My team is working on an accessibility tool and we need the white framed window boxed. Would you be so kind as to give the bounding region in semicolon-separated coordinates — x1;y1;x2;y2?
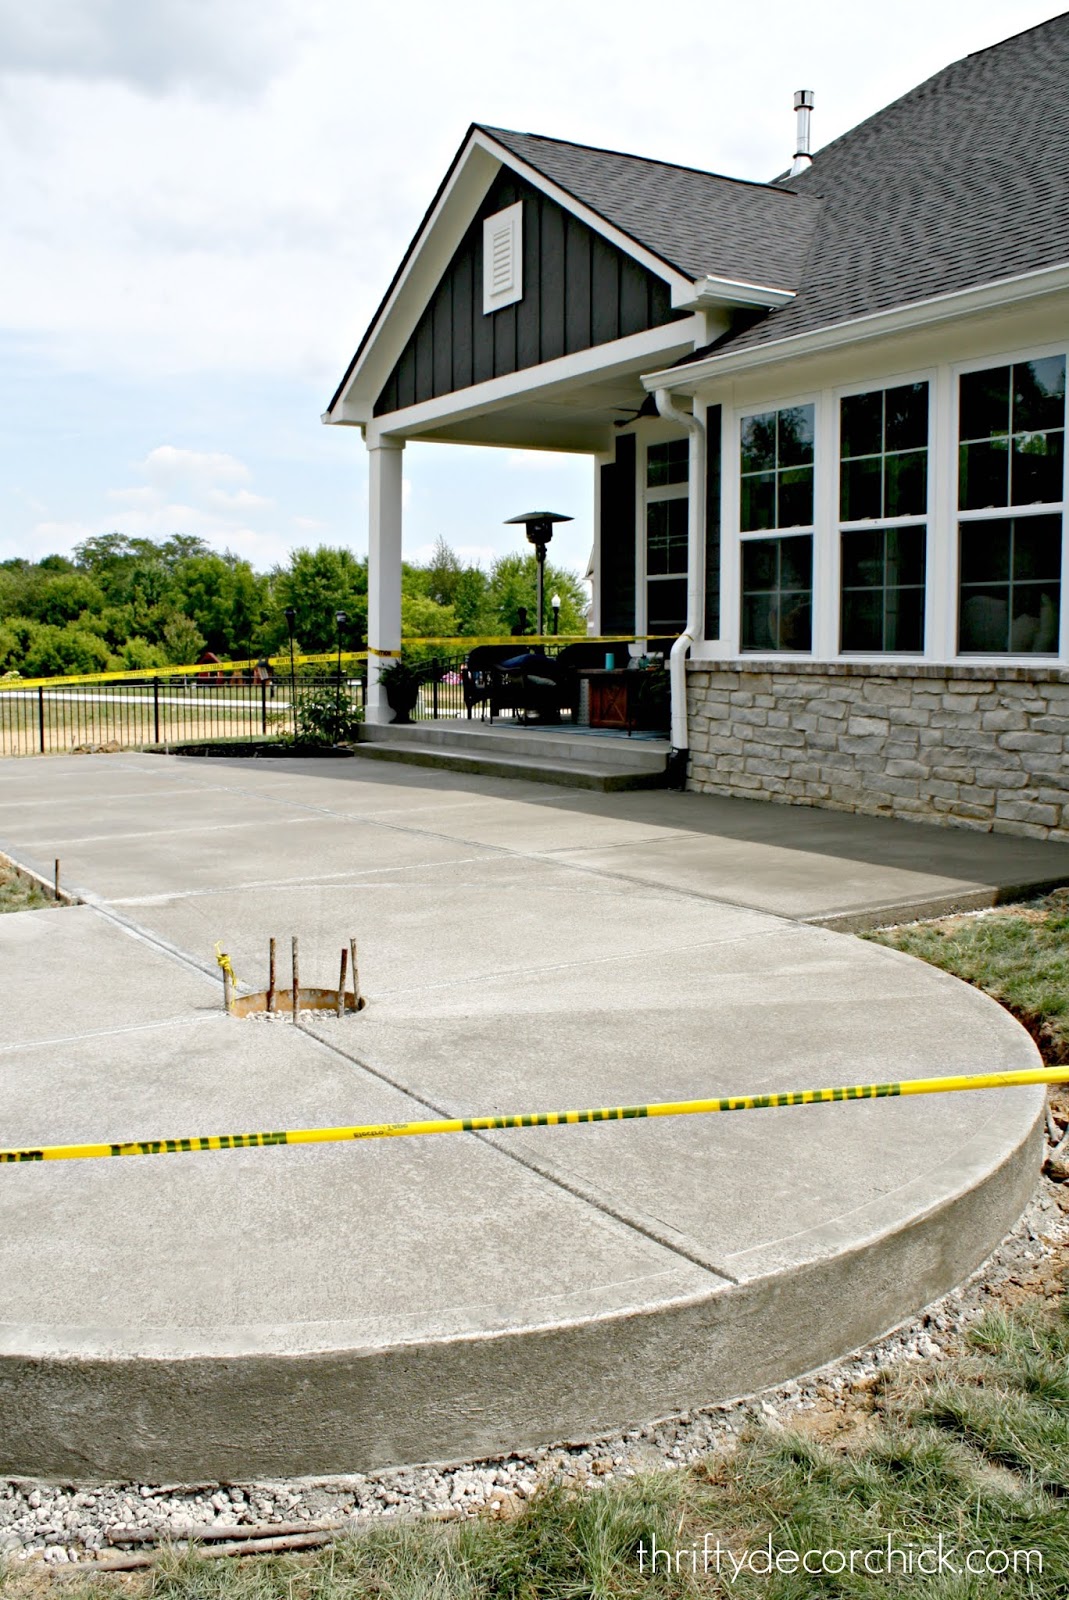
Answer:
738;403;815;652
955;352;1066;656
837;381;930;654
482;202;523;315
643;437;688;641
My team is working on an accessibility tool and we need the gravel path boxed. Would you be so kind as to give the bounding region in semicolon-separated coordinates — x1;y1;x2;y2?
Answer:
3;1154;1066;1571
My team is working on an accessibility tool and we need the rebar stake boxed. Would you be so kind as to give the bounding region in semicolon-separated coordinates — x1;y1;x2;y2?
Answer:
291;935;300;1024
350;936;360;1008
267;937;277;1013
222;962;233;1015
54;858;60;901
336;947;348;1018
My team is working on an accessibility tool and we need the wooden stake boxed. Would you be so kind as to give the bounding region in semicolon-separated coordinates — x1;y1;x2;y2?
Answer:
222;962;233;1015
291;935;300;1022
54;858;60;900
350;936;360;1009
336;946;348;1017
267;937;276;1013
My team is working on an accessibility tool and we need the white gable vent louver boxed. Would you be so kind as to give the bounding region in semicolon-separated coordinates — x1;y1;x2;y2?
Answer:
482;201;523;314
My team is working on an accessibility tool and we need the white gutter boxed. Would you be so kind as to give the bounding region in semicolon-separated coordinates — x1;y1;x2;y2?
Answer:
643;261;1069;393
654;388;705;785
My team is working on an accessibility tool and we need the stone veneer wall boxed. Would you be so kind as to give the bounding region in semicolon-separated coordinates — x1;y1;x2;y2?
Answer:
686;660;1069;841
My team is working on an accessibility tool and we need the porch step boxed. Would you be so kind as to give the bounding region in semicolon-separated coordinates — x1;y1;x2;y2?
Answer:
352;721;670;791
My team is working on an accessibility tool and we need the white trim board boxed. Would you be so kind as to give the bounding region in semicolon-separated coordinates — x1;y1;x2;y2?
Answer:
365;318;704;445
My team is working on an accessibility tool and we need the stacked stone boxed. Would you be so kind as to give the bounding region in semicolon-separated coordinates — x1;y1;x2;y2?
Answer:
687;661;1069;839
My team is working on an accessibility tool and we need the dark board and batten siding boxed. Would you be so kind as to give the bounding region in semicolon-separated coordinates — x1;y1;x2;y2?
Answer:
374;171;684;417
599;433;637;636
704;405;722;641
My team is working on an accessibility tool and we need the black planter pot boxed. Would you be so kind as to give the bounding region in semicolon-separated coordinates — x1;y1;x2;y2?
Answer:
386;687;420;725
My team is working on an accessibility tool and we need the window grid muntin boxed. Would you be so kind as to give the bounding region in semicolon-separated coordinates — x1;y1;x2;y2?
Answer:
840;525;927;654
835;381;930;655
955;354;1066;657
957;514;1062;655
741;533;813;653
958;357;1066;512
839;382;928;523
739;404;815;533
643;437;689;641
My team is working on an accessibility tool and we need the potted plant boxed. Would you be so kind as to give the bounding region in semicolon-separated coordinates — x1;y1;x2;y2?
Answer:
378;653;444;724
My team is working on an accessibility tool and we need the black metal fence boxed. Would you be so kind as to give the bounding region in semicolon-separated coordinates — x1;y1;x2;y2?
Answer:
0;643;665;756
0;675;366;758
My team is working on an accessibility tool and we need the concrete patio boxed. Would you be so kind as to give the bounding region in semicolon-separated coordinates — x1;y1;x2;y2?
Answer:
0;751;1065;1480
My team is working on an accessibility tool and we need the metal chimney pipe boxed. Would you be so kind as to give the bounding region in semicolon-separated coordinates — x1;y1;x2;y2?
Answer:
790;89;815;176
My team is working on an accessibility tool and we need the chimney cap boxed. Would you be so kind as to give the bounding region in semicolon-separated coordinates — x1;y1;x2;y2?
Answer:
794;89;815;110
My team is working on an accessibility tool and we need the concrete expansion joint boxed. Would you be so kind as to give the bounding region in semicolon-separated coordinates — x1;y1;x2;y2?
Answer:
299;1023;733;1281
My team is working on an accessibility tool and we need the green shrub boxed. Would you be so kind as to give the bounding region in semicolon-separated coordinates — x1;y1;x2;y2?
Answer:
294;682;363;744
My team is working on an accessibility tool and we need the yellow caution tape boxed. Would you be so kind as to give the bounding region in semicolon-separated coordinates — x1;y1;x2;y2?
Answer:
378;633;677;649
0;637;673;693
213;944;239;991
0;653;369;693
2;1067;1065;1164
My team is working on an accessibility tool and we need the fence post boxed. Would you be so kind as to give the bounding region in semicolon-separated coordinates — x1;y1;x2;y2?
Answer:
433;674;439;718
153;678;161;744
261;680;268;735
37;686;45;754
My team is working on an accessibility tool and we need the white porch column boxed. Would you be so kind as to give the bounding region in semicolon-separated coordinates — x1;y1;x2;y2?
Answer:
365;435;404;725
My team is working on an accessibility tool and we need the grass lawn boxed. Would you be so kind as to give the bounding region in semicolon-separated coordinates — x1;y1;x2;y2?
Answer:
0;860;51;914
868;887;1069;1064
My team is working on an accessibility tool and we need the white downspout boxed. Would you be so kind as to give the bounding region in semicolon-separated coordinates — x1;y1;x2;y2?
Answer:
654;388;705;788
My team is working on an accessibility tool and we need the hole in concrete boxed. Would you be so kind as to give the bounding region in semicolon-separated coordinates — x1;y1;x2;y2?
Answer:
230;989;368;1019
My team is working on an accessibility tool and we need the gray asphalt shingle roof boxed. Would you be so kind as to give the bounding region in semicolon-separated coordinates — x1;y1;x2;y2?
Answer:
331;15;1069;415
487;14;1069;367
480;126;822;291
683;12;1069;363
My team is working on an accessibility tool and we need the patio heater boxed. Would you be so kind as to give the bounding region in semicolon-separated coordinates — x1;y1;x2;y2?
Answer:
504;511;573;636
334;611;348;744
284;607;297;741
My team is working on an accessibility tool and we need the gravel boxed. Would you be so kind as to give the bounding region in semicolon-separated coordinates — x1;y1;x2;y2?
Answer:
2;1164;1066;1569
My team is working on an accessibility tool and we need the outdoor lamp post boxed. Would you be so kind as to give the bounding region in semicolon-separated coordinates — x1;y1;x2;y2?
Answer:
551;593;561;636
503;511;573;637
284;607;297;742
334;611;348;745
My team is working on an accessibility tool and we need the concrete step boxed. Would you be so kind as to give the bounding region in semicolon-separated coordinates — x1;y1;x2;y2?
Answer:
360;719;670;775
351;725;669;790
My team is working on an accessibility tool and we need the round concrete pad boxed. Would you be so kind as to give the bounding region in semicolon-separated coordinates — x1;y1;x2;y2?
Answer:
0;753;1048;1480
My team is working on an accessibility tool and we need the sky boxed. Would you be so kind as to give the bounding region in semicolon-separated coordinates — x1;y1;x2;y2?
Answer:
1;0;1066;582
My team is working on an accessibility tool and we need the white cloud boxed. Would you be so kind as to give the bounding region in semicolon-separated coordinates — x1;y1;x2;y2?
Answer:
0;0;295;96
205;487;273;513
142;446;250;489
2;0;1064;574
61;443;290;563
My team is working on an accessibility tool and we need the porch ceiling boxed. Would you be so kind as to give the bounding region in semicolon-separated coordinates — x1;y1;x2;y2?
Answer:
413;377;643;453
388;342;691;455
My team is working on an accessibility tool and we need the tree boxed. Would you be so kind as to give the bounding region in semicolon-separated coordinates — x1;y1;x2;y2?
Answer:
174;554;266;656
453;566;490;635
485;553;588;635
25;573;105;627
401;595;456;637
271;547;368;653
160;615;207;666
424;536;465;607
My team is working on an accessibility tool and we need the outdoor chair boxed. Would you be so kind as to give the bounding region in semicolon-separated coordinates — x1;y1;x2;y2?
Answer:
462;645;525;720
492;649;568;724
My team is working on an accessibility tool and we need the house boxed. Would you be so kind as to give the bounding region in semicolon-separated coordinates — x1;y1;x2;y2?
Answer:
325;13;1069;839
